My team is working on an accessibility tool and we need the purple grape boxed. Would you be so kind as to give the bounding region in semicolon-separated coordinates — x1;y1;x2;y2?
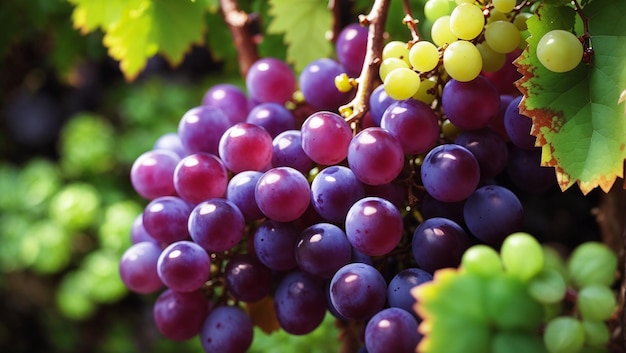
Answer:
345;196;403;256
507;145;556;193
153;289;210;341
130;149;180;200
271;130;315;175
199;306;253;353
178;106;232;155
157;240;211;293
411;217;471;273
463;185;524;246
300;111;353;165
255;167;311;222
188;198;245;252
224;254;273;302
245;102;295;138
173;152;228;204
347;127;405;186
442;76;500;130
310;165;365;224
420;144;480;202
504;95;536;150
381;99;440;155
153;132;186;158
419;193;465;226
295;223;352;278
352;247;374;265
142;196;192;245
274;271;327;335
226;171;265;221
253;219;300;271
131;213;159;245
335;23;369;77
369;84;396;126
246;57;296;104
387;268;433;316
364;308;421;353
299;58;353;111
362;182;407;210
119;242;163;294
487;94;515;141
329;262;387;320
455;128;508;179
218;122;273;173
202;83;250;125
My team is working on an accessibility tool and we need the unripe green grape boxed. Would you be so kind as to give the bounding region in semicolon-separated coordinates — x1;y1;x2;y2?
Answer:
577;285;617;322
424;0;452;22
543;317;585;353
450;3;485;40
514;12;533;31
493;0;516;14
500;232;544;282
379;57;409;81
485;274;544;331
461;244;503;277
477;42;506;72
334;73;352;93
582;320;610;348
567;242;617;288
454;0;473;4
413;76;438;104
384;67;421;100
442;40;482;82
409;41;440;72
484;20;521;53
536;30;583;73
487;9;508;23
383;40;410;65
528;268;567;304
441;119;461;140
431;16;458;46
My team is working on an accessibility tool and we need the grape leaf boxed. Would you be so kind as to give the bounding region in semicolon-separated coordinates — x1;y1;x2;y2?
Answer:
515;1;626;194
266;0;332;72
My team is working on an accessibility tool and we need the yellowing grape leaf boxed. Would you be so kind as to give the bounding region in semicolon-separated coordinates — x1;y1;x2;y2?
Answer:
267;0;333;72
515;1;626;194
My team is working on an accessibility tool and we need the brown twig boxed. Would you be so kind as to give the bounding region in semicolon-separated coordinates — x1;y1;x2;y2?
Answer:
401;0;420;45
328;0;343;44
219;0;260;77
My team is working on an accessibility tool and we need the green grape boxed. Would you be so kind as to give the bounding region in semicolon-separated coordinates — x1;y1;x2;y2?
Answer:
450;3;485;40
536;30;583;73
461;244;504;277
454;0;473;4
49;183;101;231
484;20;521;54
19;158;61;211
424;0;453;22
576;285;617;322
441;118;461;140
431;15;458;47
544;302;564;322
581;320;610;348
383;40;410;65
383;67;421;100
334;73;352;93
500;232;544;282
413;76;438;104
485;274;544;331
514;12;533;31
442;40;482;82
477;42;506;72
492;0;516;14
528;268;567;304
379;57;409;81
409;41;440;72
543;317;585;353
28;221;71;274
492;331;548;353
567;242;617;288
487;9;508;23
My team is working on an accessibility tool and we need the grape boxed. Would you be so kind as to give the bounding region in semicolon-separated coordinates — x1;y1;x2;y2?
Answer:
420;144;480;202
431;16;458;47
142;196;192;245
153;289;210;341
581;320;610;348
504;95;534;149
449;3;484;40
412;217;471;273
224;253;273;302
383;40;410;63
253;219;300;271
424;0;452;22
484;20;521;54
271;130;314;175
413;76;438;104
273;271;327;335
543;317;585;353
246;57;296;104
345;196;403;257
153;132;186;158
477;42;506;72
202;83;250;125
463;186;524;247
536;30;583;73
507;145;556;193
500;232;544;281
199;305;253;353
409;41;439;73
381;99;440;155
420;193;466;225
310;165;365;224
442;76;500;130
178;106;232;155
255;167;311;222
119;242;163;294
492;0;516;14
527;268;567;304
131;213;159;245
514;12;533;31
130;149;180;200
295;223;352;279
485;274;544;331
379;57;410;81
577;285;617;321
347;127;405;186
301;111;352;165
455;128;508;179
443;40;482;82
173;152;228;204
300;58;353;111
188;198;245;252
384;67;421;100
480;49;523;96
567;242;617;288
157;240;211;293
364;308;421;353
363;181;407;210
335;23;368;77
369;84;396;126
461;244;504;277
245;102;295;138
218;122;273;173
387;268;433;315
226;171;264;221
329;262;387;320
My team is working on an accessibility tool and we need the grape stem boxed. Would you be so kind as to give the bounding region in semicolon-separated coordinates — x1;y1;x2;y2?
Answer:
571;0;594;63
338;0;390;125
220;0;260;77
401;0;421;45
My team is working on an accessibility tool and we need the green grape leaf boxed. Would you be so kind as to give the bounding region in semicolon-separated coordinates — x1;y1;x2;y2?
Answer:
515;1;626;194
67;0;130;34
267;0;332;72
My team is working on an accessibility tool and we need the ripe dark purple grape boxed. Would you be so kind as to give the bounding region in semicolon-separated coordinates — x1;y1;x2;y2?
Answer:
218;122;273;173
381;99;440;155
157;240;211;293
295;223;352;279
364;307;421;353
411;217;471;273
455;128;508;179
253;219;300;271
369;84;396;126
420;144;480;202
130;149;180;200
153;289;209;341
335;23;369;77
345;196;403;257
142;196;192;245
301;111;353;165
255;166;311;222
273;271;327;335
299;58;353;111
504;95;536;150
442;76;500;131
153;132;186;158
173;152;228;204
199;305;253;353
387;268;433;316
347;127;405;186
178;106;232;155
246;102;295;138
202;83;250;125
246;57;296;104
119;241;163;294
310;165;364;224
271;130;314;175
188;198;246;252
506;145;556;193
329;262;387;320
224;254;273;302
226;171;265;221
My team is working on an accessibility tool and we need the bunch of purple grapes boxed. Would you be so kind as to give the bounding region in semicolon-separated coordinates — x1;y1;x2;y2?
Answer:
119;23;555;353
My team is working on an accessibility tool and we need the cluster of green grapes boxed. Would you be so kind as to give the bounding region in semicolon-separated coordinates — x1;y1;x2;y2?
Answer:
412;232;618;353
